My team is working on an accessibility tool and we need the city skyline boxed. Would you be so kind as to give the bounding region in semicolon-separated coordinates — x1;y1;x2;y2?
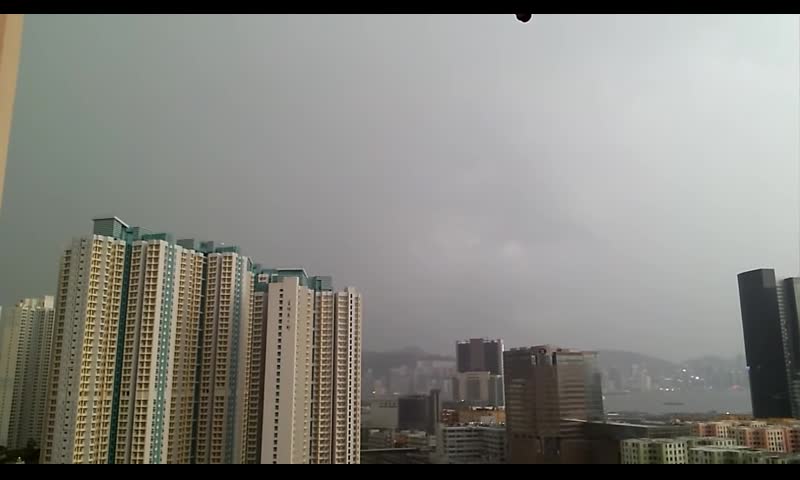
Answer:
1;15;797;361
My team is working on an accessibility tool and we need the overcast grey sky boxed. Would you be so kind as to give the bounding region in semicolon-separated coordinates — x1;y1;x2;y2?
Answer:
0;14;796;361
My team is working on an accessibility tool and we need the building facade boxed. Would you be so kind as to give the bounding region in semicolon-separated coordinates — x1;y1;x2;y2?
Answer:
39;218;362;464
504;345;604;464
737;269;799;418
452;371;504;407
114;235;205;464
41;218;130;464
194;246;252;464
456;338;503;375
398;390;440;434
258;269;362;464
435;424;506;464
622;435;800;464
0;297;55;449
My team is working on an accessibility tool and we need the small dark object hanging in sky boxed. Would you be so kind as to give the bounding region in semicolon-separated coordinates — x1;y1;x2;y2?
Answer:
516;14;533;23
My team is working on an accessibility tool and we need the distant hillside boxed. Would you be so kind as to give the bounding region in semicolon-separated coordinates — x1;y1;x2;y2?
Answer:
363;348;454;378
596;350;677;378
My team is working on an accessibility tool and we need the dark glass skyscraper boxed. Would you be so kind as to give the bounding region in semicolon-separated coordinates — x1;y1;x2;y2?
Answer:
456;338;503;375
737;268;798;418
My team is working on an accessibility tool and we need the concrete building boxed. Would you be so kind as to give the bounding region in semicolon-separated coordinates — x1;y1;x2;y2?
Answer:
435;424;507;464
0;305;10;445
0;14;23;210
737;269;800;418
0;297;55;450
39;218;363;464
258;269;362;464
443;406;505;426
692;420;800;453
456;338;503;375
621;438;688;464
40;217;265;464
361;398;399;430
623;436;800;464
41;218;130;464
504;345;604;464
113;235;205;464
398;390;440;434
259;273;313;465
328;286;362;464
364;428;394;449
580;420;693;464
240;281;268;464
452;371;504;407
194;245;253;464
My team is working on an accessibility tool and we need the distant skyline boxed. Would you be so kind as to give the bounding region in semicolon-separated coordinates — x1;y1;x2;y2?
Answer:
0;15;797;362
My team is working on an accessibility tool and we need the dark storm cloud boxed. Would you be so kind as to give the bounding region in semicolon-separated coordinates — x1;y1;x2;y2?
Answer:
0;14;796;361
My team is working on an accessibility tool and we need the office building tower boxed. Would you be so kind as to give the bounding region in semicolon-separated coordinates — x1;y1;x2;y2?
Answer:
113;235;205;464
258;270;362;464
398;389;440;434
504;345;604;464
737;269;799;418
41;218;130;464
452;371;504;407
456;338;503;375
0;14;23;210
0;297;55;450
195;245;253;464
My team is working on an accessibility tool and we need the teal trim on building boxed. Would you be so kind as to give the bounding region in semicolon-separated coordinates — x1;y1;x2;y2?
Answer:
93;217;130;240
223;255;247;463
108;228;134;464
150;243;177;463
189;251;209;464
141;232;175;243
177;238;199;251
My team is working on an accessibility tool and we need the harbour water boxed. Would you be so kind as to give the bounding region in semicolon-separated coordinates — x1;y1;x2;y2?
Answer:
603;389;752;415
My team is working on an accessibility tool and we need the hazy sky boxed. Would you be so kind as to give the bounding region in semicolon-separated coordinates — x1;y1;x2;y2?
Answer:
0;14;797;361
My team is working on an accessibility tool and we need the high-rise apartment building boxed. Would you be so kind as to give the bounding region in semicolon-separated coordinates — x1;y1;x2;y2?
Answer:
194;245;253;464
41;218;129;464
240;281;268;464
0;297;55;449
737;269;799;418
456;338;503;375
504;345;604;464
40;218;362;464
0;305;10;445
258;269;362;464
41;217;257;464
113;235;205;464
330;286;362;464
260;272;314;465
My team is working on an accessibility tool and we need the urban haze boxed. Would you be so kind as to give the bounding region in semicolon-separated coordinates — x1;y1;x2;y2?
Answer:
0;14;797;361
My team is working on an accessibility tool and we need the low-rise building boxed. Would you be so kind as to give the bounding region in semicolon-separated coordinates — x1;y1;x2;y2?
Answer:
621;438;688;464
622;435;800;464
435;424;506;464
